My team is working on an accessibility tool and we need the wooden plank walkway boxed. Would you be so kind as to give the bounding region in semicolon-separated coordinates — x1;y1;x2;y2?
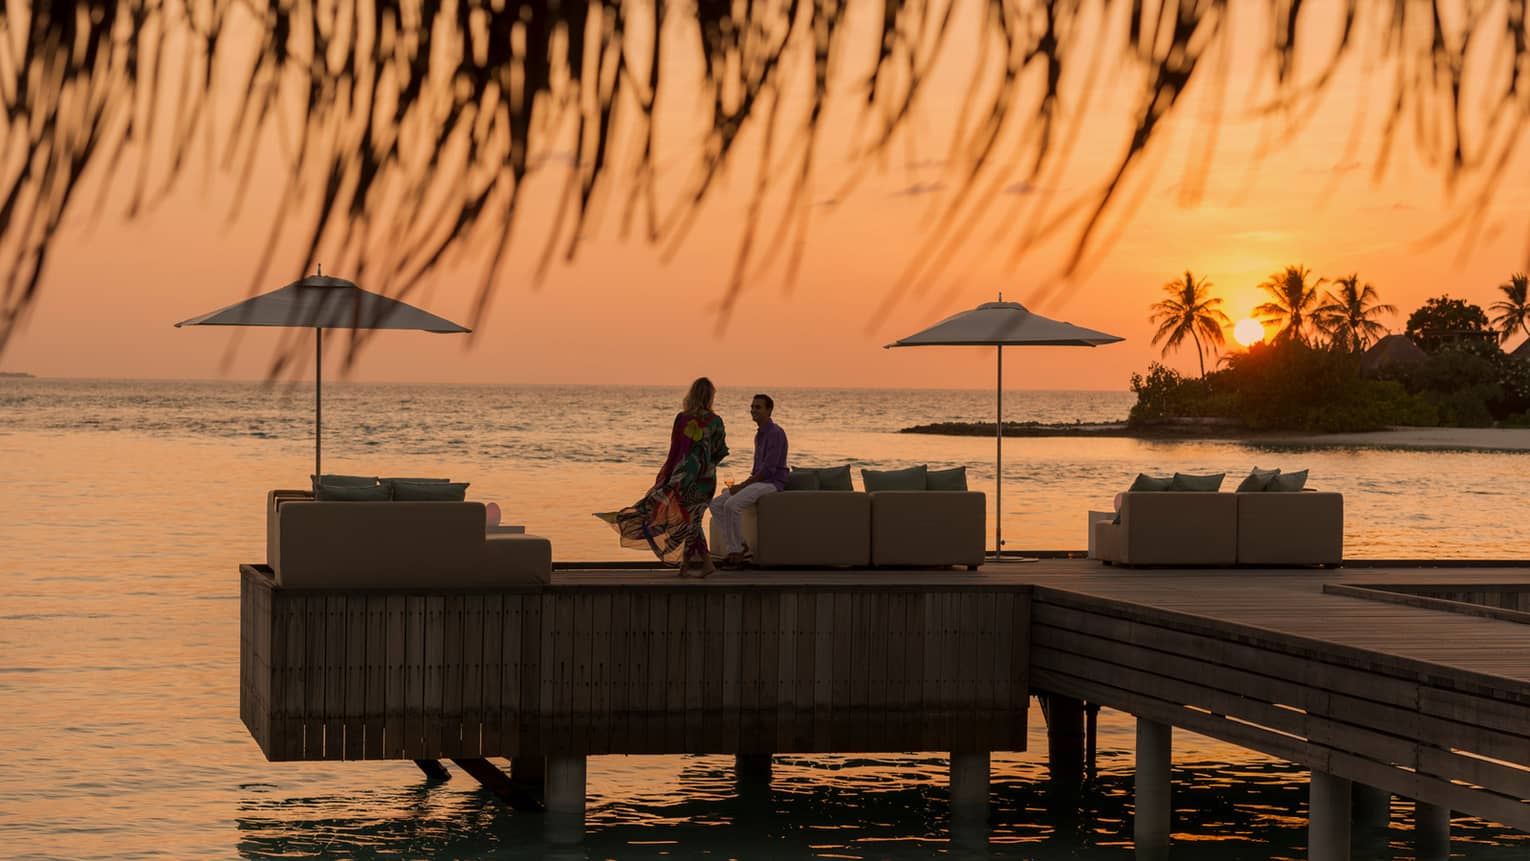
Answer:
240;560;1530;831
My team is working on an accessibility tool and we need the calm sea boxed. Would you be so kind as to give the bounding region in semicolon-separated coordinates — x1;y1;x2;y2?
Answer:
2;378;1527;860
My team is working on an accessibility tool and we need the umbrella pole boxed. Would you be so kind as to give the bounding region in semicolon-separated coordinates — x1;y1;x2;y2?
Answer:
995;344;1002;558
315;327;322;480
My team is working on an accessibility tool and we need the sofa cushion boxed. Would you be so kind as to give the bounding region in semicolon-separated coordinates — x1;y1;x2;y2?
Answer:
1170;472;1225;492
381;476;452;496
784;468;821;491
313;474;382;499
815;464;855;491
393;480;470;501
1268;469;1309;492
1129;473;1172;492
862;465;928;492
316;483;391;501
1236;467;1280;493
926;466;968;491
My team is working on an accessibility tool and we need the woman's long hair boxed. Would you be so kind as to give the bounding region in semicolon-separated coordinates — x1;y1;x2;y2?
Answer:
682;378;716;414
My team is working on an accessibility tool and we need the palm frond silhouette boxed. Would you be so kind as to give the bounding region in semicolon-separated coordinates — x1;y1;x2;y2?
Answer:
2;0;1526;371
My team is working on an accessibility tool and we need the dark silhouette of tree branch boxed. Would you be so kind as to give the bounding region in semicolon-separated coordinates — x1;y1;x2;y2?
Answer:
3;0;1530;375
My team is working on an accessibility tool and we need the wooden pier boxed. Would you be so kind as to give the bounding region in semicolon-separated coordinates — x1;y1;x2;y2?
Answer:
240;560;1530;850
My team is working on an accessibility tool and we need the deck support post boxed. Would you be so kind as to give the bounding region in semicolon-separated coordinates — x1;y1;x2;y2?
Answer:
1041;694;1085;790
1134;717;1171;853
735;754;773;781
949;752;990;816
1084;701;1100;776
1308;771;1352;861
1351;784;1390;833
1414;801;1450;860
545;756;587;815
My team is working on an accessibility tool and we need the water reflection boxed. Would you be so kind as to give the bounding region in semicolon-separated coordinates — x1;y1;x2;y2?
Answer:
233;753;1530;860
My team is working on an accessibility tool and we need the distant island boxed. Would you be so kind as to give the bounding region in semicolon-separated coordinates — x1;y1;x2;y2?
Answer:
0;371;34;378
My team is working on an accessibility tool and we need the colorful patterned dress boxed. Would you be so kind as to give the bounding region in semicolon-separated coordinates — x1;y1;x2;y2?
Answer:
600;410;729;564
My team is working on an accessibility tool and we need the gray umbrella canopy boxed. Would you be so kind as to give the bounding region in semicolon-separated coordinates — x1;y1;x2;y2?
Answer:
887;298;1124;558
176;273;471;478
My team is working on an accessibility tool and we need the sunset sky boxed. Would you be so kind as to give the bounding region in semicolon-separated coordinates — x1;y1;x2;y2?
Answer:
3;3;1528;391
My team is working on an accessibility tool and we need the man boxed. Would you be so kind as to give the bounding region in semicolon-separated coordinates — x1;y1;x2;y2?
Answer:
709;393;788;568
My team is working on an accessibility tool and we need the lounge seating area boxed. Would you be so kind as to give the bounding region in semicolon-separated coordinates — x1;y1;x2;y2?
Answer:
1092;468;1343;567
266;482;552;588
708;464;986;569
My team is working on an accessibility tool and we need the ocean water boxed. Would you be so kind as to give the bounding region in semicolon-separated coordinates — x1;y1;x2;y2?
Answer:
2;378;1527;860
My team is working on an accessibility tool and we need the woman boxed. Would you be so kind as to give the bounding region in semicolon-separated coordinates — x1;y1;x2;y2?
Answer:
598;377;729;576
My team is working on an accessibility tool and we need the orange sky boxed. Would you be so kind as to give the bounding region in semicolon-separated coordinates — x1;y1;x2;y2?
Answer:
3;3;1528;390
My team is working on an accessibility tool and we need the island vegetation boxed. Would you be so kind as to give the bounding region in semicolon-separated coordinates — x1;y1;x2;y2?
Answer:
1131;268;1530;432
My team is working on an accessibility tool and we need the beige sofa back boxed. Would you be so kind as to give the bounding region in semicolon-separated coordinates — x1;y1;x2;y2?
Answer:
707;489;984;568
1236;491;1343;565
269;492;550;588
1098;492;1238;566
870;491;986;568
757;491;872;567
1094;490;1343;566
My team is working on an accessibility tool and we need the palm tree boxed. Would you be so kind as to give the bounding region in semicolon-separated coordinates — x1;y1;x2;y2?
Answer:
1314;274;1397;351
1490;273;1530;343
1255;265;1326;344
1149;271;1231;378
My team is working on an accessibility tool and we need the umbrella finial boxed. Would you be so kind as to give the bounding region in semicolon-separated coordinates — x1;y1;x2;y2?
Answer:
317;262;322;276
998;291;1003;302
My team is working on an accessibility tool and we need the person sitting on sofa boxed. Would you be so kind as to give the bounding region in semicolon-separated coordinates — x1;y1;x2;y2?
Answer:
709;393;788;568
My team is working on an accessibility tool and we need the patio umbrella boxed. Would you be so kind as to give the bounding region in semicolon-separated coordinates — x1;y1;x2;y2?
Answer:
886;296;1123;558
175;271;470;478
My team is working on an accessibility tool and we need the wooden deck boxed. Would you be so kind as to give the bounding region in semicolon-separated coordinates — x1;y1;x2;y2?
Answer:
240;560;1530;831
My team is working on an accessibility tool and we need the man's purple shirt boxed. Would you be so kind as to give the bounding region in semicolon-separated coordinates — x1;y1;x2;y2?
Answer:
753;421;789;491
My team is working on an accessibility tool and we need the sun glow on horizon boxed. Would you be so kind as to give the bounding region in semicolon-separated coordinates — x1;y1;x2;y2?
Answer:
1233;318;1266;347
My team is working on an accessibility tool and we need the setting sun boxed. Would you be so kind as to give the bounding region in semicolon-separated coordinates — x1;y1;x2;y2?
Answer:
1233;318;1265;347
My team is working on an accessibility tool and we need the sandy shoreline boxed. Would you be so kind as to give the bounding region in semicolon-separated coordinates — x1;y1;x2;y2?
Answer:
902;422;1530;452
1257;427;1530;453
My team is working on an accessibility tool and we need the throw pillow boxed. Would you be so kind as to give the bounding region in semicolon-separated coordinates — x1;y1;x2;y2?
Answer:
316;483;391;501
312;473;379;494
926;466;968;491
815;464;855;492
1268;469;1309;492
1170;472;1225;492
1236;467;1280;493
1128;473;1172;492
392;480;470;501
861;464;928;492
784;468;821;491
381;476;451;496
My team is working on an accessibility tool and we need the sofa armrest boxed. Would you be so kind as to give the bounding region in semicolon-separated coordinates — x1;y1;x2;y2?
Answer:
267;489;313;569
756;491;871;567
481;534;553;584
869;491;986;568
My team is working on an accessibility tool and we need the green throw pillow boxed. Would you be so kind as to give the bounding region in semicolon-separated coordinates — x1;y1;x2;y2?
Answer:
381;476;452;496
861;465;928;492
1170;472;1225;492
815;464;854;491
1236;467;1280;493
784;469;821;491
316;483;391;501
1268;469;1309;492
392;480;470;501
1128;473;1172;492
926;466;968;491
